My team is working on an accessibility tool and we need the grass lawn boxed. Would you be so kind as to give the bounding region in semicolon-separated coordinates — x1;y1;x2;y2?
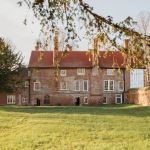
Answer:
0;105;150;150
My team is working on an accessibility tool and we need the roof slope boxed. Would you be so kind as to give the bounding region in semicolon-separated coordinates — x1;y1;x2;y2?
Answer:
29;50;125;68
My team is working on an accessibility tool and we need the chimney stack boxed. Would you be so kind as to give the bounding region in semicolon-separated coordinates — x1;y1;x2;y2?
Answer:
53;31;59;65
124;39;129;49
93;38;98;50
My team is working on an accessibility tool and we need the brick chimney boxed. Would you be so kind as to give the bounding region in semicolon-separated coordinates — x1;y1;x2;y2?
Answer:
53;31;59;65
93;38;98;50
124;39;129;49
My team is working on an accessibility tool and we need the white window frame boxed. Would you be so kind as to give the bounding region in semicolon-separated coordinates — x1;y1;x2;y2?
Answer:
115;94;122;104
7;95;16;104
77;68;85;75
83;97;88;104
104;80;114;91
60;82;68;90
107;69;114;75
25;81;29;87
22;97;27;103
60;70;67;76
83;80;88;91
33;81;41;91
118;81;124;91
74;80;80;91
103;97;107;104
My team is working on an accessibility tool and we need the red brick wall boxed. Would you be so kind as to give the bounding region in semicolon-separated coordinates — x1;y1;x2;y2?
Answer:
28;67;129;105
0;93;7;105
125;87;150;106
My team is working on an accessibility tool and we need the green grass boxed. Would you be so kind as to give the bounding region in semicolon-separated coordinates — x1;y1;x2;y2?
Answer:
0;105;150;150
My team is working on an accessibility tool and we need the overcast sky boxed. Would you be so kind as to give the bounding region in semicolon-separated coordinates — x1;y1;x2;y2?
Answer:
0;0;150;64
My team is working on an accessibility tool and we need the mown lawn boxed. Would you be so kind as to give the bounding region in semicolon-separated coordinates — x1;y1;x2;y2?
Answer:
0;105;150;150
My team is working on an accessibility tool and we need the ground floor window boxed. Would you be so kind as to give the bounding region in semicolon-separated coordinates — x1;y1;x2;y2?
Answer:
22;97;27;103
103;97;107;104
84;97;88;104
7;95;16;104
44;95;50;104
115;94;122;104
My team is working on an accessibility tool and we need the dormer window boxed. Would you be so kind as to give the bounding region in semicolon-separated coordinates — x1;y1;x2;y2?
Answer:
77;68;85;75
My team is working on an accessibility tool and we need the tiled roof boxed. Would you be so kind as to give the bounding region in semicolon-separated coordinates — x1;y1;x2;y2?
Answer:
28;50;125;68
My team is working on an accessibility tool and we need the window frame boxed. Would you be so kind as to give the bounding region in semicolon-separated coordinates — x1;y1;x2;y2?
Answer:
33;81;41;91
83;97;88;104
60;70;67;77
107;69;114;76
118;81;124;91
22;97;27;103
7;95;16;105
74;80;80;91
115;94;123;104
103;97;107;104
24;81;29;87
104;80;114;91
83;80;88;91
77;68;85;76
60;81;68;90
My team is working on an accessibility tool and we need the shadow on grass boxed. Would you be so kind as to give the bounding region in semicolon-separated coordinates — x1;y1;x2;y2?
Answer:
0;105;150;117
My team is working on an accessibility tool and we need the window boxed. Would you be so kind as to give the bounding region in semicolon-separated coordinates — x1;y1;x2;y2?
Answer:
83;80;88;91
84;97;88;104
60;82;68;90
107;69;114;75
103;97;107;104
77;68;85;75
75;80;80;91
118;81;124;91
104;80;114;91
34;81;41;91
7;95;16;104
25;81;29;87
115;94;122;104
22;97;27;103
60;70;66;76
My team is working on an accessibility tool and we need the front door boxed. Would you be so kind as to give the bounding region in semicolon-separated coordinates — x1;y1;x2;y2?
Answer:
36;98;41;106
75;97;80;106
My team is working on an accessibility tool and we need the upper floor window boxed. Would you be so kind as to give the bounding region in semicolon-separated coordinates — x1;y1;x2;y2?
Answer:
7;95;16;104
34;81;41;91
75;80;80;91
77;68;85;75
60;82;68;90
118;81;124;91
104;80;114;91
24;81;29;87
107;69;114;75
60;70;66;76
83;80;88;91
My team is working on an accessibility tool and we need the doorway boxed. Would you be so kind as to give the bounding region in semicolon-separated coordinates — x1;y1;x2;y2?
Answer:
36;98;41;106
75;97;80;106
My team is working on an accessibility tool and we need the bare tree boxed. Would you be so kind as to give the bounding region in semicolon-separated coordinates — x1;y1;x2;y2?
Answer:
137;11;150;86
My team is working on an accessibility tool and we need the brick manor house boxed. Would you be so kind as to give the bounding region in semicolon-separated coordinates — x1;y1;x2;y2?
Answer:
0;36;146;106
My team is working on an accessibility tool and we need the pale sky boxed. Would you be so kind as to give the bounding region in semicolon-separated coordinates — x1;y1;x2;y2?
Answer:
0;0;150;64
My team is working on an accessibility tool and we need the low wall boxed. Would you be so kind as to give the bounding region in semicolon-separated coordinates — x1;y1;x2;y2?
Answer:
125;87;150;106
